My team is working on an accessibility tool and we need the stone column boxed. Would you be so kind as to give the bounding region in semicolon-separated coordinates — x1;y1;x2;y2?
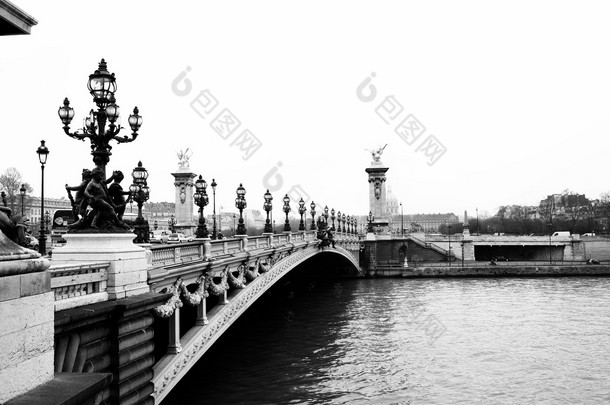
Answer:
0;236;52;403
171;167;197;238
365;162;389;233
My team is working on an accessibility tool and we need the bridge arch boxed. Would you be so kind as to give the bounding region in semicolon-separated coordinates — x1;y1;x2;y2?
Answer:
152;245;362;403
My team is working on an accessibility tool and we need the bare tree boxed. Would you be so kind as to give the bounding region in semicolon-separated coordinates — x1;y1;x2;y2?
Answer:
0;168;33;213
559;189;590;233
512;205;530;234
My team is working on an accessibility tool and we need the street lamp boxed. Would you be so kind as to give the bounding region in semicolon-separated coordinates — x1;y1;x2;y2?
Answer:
283;194;291;232
193;175;209;238
324;206;329;225
447;225;451;267
548;221;553;264
367;211;374;233
36;140;49;255
153;220;158;230
347;215;351;234
298;198;306;231
211;179;217;239
129;161;150;243
342;213;346;234
168;214;176;233
330;208;336;231
19;184;26;217
337;211;342;233
235;183;247;236
400;202;404;237
58;59;142;176
353;217;358;235
310;201;316;230
263;190;273;233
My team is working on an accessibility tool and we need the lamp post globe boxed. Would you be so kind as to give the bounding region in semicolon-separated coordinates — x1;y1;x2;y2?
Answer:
310;201;316;231
36;140;49;255
263;190;273;234
235;183;247;236
323;206;329;225
282;194;291;232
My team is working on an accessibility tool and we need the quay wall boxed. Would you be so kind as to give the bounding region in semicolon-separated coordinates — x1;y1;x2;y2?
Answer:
401;265;610;278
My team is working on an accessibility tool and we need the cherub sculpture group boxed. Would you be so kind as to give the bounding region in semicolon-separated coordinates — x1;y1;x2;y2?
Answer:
65;168;131;231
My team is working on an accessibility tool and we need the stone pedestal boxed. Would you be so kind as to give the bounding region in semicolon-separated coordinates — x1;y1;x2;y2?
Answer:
365;162;389;233
52;233;150;300
0;234;53;403
172;168;197;237
462;238;475;261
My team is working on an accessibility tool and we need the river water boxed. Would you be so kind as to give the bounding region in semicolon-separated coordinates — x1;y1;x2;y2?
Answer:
165;276;610;404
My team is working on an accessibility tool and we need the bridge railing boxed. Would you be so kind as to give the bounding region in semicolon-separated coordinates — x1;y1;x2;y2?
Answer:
49;261;110;311
148;231;357;271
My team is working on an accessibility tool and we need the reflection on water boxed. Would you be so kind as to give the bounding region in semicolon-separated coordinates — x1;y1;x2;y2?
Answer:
166;277;610;405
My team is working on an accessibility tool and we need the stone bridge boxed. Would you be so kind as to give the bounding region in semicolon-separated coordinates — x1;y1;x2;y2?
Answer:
43;230;361;405
147;232;361;403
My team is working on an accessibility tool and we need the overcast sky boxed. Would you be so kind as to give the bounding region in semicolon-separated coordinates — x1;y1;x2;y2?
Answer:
2;1;610;219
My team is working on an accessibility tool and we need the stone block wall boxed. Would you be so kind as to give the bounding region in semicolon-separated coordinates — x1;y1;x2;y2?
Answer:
54;292;169;405
0;262;53;403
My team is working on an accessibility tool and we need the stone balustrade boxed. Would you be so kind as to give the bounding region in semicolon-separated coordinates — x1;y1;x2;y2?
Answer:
49;261;110;311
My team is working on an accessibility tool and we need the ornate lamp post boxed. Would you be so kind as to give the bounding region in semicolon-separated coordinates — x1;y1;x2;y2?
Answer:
323;206;329;225
342;213;346;234
168;214;176;233
400;202;404;236
346;215;351;234
367;211;374;233
129;161;150;243
353;217;357;235
263;190;273;233
19;184;26;216
58;59;142;176
310;201;316;230
235;184;247;236
210;179;217;239
282;194;291;232
330;208;336;231
337;211;342;233
194;175;209;238
298;198;306;231
36;140;49;255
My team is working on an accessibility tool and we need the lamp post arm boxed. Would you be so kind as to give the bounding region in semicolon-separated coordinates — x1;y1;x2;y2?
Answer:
111;128;138;144
63;126;89;141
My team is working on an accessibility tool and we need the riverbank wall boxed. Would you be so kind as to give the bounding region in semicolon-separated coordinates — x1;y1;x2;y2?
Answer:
365;264;610;278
